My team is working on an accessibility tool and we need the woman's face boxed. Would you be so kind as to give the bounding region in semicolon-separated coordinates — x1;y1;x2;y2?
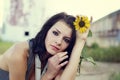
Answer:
45;20;72;55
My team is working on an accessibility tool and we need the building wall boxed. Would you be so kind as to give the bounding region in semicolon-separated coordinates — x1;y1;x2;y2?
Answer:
1;0;46;42
88;10;120;47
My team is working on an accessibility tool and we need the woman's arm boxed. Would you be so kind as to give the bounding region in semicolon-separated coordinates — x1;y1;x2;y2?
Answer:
60;34;86;80
60;27;91;80
53;33;87;80
60;17;92;80
41;72;53;80
8;55;27;80
6;42;28;80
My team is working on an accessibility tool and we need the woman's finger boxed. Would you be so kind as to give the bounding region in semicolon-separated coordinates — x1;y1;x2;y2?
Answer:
57;52;67;58
59;61;68;67
53;52;68;64
59;55;68;62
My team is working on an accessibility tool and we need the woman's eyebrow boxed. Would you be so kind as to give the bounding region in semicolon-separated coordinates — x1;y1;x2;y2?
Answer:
65;36;71;40
55;28;61;34
55;28;71;39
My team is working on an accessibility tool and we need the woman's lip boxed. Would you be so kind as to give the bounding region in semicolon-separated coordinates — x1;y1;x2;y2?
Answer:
50;45;60;50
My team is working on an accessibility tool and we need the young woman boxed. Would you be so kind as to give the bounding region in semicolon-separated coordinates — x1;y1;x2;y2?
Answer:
0;12;91;80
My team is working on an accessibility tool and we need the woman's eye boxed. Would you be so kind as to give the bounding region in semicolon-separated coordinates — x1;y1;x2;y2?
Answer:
64;38;70;43
53;31;59;36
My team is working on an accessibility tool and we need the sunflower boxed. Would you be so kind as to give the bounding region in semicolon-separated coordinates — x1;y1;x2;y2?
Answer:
73;15;90;33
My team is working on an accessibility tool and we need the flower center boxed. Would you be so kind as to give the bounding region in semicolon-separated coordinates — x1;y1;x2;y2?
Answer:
79;21;85;27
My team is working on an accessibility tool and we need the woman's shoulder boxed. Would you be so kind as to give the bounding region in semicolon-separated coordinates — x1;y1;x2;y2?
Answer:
0;41;29;71
4;41;29;63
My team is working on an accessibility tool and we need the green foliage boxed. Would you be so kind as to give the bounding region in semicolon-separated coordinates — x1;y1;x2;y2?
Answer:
79;29;120;74
109;72;120;80
84;43;120;62
91;42;99;48
84;57;96;65
88;30;92;37
80;44;96;65
81;30;96;65
78;30;96;74
0;40;13;55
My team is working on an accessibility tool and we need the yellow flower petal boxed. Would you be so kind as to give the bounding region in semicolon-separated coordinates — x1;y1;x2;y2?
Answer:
73;15;90;33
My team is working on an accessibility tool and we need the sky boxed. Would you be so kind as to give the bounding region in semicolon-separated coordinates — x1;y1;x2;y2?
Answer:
0;0;120;28
45;0;120;22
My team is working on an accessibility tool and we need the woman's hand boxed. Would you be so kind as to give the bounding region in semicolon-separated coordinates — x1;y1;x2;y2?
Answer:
45;52;68;79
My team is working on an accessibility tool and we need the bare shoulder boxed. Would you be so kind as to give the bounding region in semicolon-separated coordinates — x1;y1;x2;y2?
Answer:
4;41;29;67
0;41;30;80
0;41;29;71
5;41;28;58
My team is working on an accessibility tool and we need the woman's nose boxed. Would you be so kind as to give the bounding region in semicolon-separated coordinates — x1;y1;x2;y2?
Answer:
55;37;62;46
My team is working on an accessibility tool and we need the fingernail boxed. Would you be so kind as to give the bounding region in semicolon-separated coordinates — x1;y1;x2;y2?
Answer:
65;51;68;54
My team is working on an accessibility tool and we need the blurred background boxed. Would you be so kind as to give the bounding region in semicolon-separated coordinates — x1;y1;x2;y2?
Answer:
0;0;120;80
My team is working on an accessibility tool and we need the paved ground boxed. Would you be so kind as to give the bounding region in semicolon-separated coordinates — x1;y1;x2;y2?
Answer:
75;61;120;80
35;55;120;80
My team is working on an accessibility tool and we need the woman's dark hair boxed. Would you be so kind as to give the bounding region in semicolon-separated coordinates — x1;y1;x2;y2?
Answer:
30;12;76;73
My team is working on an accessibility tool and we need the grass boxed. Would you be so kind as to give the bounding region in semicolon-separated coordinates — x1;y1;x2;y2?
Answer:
0;40;13;55
109;72;120;80
82;42;120;62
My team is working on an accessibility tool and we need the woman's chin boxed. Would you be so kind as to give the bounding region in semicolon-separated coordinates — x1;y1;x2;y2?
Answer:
47;49;57;55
